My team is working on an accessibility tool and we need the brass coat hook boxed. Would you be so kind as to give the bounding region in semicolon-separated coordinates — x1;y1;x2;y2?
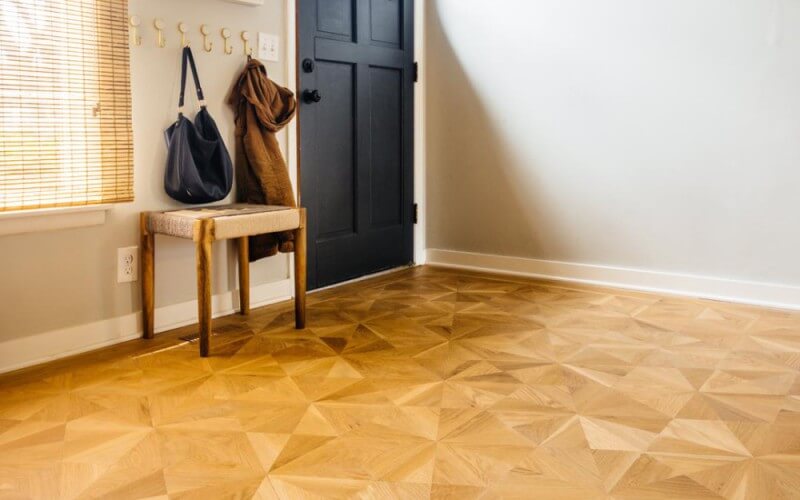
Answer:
221;28;233;55
129;15;141;46
154;18;166;48
200;25;213;52
241;31;252;57
178;22;189;47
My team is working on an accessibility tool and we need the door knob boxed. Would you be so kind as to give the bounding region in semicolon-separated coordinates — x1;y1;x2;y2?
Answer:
303;89;322;103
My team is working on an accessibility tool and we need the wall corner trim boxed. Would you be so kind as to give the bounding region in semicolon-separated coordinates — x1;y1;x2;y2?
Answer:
426;249;800;311
0;279;293;374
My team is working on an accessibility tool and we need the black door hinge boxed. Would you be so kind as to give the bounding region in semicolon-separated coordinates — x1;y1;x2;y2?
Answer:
413;203;418;224
413;62;418;83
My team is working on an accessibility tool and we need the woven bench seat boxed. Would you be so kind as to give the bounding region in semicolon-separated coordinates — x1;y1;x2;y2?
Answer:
140;204;307;357
147;204;301;241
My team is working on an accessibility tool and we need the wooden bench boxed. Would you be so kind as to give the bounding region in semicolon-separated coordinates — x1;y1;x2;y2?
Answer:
139;204;306;357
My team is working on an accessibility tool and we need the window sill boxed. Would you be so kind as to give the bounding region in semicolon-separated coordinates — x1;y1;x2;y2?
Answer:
0;204;112;237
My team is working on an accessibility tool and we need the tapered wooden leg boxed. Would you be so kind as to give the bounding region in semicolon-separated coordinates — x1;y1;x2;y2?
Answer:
237;236;250;315
294;208;307;329
140;213;155;340
195;219;214;357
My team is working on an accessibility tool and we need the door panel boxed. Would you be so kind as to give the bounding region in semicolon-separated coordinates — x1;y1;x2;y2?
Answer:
369;66;402;228
315;61;356;237
370;0;401;46
316;0;354;39
300;0;414;289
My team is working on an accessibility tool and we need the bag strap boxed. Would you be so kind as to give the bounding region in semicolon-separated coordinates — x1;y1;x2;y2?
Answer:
178;46;205;113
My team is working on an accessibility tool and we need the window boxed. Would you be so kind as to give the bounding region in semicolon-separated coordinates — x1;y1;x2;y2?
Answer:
0;0;133;212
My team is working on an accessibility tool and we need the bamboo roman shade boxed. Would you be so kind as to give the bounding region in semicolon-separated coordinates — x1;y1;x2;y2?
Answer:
0;0;133;212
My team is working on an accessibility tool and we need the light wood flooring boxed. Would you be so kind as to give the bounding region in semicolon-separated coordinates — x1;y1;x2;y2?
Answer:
2;266;800;499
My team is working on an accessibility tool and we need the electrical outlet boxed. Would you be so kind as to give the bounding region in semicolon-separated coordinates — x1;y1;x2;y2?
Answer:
258;32;279;62
117;246;139;283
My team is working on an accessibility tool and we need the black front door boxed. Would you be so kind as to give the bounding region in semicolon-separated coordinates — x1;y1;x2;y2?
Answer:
298;0;414;290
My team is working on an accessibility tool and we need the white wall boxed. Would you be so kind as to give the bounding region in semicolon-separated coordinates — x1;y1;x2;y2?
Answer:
425;0;800;305
0;0;294;372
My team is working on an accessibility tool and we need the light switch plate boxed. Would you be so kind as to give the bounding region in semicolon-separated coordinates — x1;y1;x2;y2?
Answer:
258;32;279;62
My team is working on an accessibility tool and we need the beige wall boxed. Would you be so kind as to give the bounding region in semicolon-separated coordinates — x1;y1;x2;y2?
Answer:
425;1;800;295
0;0;292;369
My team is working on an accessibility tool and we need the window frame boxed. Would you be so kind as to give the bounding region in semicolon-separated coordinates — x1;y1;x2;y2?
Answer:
0;203;113;236
0;0;134;215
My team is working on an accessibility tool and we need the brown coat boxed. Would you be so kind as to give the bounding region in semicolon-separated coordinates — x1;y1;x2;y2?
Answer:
228;59;297;261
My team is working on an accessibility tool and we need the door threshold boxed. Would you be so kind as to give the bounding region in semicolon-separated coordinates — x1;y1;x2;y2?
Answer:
310;265;415;294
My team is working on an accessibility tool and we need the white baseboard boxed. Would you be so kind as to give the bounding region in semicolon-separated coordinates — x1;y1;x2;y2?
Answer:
0;279;293;375
426;249;800;311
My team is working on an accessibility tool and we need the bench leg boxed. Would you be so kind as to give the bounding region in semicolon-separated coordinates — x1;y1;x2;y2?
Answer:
140;213;155;340
196;219;213;357
294;208;307;329
237;237;250;315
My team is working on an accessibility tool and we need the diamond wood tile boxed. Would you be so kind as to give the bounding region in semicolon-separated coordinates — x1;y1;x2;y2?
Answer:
1;266;800;499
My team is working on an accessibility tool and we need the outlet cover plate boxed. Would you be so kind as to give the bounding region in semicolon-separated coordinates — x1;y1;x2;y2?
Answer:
117;246;139;283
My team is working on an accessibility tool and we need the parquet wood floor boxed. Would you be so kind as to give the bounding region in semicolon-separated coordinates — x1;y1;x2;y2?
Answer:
2;266;800;499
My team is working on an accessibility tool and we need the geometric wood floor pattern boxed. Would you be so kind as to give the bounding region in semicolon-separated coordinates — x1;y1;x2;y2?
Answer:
2;266;800;499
